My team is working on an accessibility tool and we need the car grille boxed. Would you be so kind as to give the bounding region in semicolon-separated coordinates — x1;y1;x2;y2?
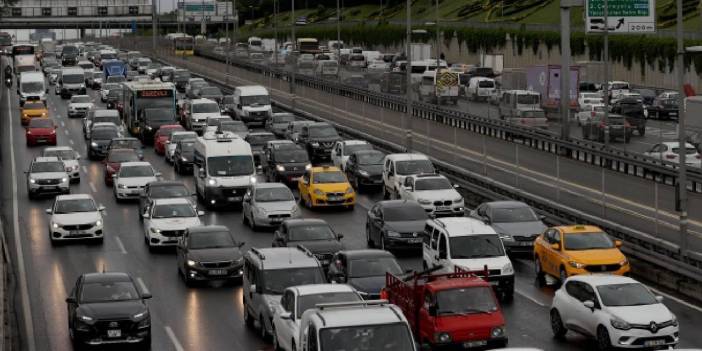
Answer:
250;111;268;119
400;231;421;238
433;200;452;206
37;178;61;185
473;269;502;277
268;214;291;219
26;95;40;100
320;142;334;149
161;230;185;237
584;264;622;273
326;192;344;197
201;260;233;268
62;224;93;231
514;234;540;241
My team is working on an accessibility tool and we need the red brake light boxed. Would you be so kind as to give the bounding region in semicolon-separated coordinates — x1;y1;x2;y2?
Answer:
665;154;676;159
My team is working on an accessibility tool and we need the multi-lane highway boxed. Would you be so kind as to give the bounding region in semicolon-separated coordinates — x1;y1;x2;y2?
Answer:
2;54;702;351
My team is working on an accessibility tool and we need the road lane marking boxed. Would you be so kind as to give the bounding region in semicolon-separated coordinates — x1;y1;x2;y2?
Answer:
68;139;74;145
4;69;38;351
63;129;69;135
136;277;150;295
82;165;88;173
89;181;97;193
60;120;65;127
114;236;127;254
514;288;547;307
165;326;185;351
648;287;702;313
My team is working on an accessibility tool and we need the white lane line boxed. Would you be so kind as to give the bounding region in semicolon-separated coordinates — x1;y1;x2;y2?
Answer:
63;129;69;135
82;165;88;173
89;181;97;193
648;287;702;313
68;139;74;145
136;277;150;295
60;120;65;127
164;326;185;351
5;69;38;351
114;236;127;254
514;288;547;307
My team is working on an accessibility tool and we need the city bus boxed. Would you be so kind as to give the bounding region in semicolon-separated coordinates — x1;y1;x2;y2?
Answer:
12;44;35;57
121;81;177;135
174;36;194;57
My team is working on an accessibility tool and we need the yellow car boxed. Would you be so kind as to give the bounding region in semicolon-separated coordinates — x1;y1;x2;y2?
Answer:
21;101;48;126
298;166;355;209
533;225;629;283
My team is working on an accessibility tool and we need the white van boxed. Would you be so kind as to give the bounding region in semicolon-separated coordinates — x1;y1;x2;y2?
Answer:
232;85;273;125
193;133;255;207
347;54;366;69
422;217;515;300
466;77;496;102
409;59;448;84
418;70;459;105
18;71;47;105
498;90;547;128
382;153;435;200
56;67;86;99
315;60;339;78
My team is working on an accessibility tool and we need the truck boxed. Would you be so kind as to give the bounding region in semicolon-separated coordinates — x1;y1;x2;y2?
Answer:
410;43;432;61
102;59;127;79
383;267;508;350
297;38;320;54
418;69;460;105
526;64;579;113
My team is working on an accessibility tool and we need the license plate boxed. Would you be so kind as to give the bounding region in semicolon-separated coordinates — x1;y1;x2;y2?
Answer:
670;112;677;116
463;340;487;348
69;230;82;236
44;186;57;190
227;196;242;202
519;241;533;246
437;206;450;211
209;269;227;276
37;139;46;143
320;259;330;265
408;238;423;243
291;177;300;181
611;126;623;129
107;329;121;338
644;339;666;347
328;196;341;201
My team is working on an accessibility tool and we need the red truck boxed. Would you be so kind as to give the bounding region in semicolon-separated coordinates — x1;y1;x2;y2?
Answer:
383;267;508;349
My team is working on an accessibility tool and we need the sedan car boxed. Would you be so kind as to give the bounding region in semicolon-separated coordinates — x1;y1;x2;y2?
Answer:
26;118;57;146
272;219;344;266
138;180;194;220
366;200;428;251
265;112;296;137
113;162;160;201
550;275;679;350
245;132;277;166
104;149;141;186
46;194;105;244
298;166;356;210
644;142;701;168
327;249;403;299
469;201;547;254
345;149;385;191
242;183;301;230
143;198;203;251
42;146;81;183
66;272;152;349
165;131;197;163
67;95;95;118
87;123;121;160
153;124;185;155
176;225;245;286
107;137;144;160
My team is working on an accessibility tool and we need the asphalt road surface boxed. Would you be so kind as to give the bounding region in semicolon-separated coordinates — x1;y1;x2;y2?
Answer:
2;57;702;351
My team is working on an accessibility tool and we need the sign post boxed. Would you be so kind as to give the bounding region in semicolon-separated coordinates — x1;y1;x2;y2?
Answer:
585;0;655;33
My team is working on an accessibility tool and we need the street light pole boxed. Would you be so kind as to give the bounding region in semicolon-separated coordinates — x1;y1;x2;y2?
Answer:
336;0;341;82
274;0;278;67
559;0;574;140
404;0;413;152
291;0;296;94
676;0;688;255
603;0;610;147
435;0;439;71
152;0;157;53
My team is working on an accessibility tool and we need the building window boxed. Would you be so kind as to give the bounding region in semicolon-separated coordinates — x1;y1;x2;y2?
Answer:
67;7;77;16
97;7;108;16
11;8;22;17
41;7;51;16
128;6;139;15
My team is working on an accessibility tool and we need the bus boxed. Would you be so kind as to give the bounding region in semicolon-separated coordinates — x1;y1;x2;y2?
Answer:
12;44;35;57
0;32;12;54
121;81;176;135
174;36;194;57
296;38;320;54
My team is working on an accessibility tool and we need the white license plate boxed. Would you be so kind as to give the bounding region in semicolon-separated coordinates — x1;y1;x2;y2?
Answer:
69;230;82;236
44;186;57;190
227;196;242;202
328;196;342;201
291;177;301;181
463;340;487;348
518;241;533;246
644;339;666;347
669;112;677;116
209;269;227;276
408;238;423;243
107;329;121;338
437;206;450;211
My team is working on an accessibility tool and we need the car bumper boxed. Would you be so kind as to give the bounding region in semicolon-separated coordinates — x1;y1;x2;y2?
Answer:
502;239;537;253
186;264;244;281
309;147;333;159
432;337;508;350
566;263;631;276
27;134;57;145
252;211;300;227
190;123;206;135
419;203;465;217
356;174;383;186
384;236;424;249
88;146;109;158
609;326;679;349
51;225;103;240
73;325;150;346
240;114;269;124
147;231;184;246
29;183;69;195
68;109;88;117
204;186;249;205
272;170;305;184
115;187;144;199
310;194;355;207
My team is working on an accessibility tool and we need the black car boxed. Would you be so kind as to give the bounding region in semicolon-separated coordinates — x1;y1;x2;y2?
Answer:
173;140;196;175
245;132;277;166
631;88;657;106
87;125;120;160
273;219;344;266
139;107;177;144
648;93;680;120
265;145;310;184
579;81;599;93
66;272;151;349
61;45;79;66
138;180;194;219
346;149;385;191
265;112;296;138
105;89;124;110
366;200;428;251
176;225;245;286
107;137;144;160
581;113;632;143
298;122;342;162
327;249;404;299
198;86;224;104
611;97;646;136
171;69;191;92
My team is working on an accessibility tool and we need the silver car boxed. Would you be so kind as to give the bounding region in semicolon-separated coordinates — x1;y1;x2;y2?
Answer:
242;183;301;230
469;201;547;254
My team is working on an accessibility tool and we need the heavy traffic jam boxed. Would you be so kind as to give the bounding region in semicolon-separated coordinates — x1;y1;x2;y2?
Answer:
1;35;695;351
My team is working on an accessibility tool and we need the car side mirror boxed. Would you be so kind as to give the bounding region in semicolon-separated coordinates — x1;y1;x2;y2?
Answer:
551;243;561;250
141;293;152;299
65;297;76;304
280;311;292;320
197;210;205;216
655;295;664;303
583;300;595;311
337;233;344;240
45;208;52;214
614;240;622;248
238;242;246;248
539;215;546;220
98;205;106;211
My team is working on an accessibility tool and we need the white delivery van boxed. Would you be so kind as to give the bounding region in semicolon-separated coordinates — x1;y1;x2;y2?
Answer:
498;90;547;128
466;77;496;102
18;71;47;105
232;85;273;125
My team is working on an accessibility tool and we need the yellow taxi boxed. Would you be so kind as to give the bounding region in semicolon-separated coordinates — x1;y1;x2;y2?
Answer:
298;166;355;210
533;225;629;283
20;101;49;126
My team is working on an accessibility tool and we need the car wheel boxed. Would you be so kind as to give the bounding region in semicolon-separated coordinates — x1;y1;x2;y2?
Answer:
182;265;194;287
550;309;567;339
366;225;374;247
354;177;361;193
638;126;646;136
597;325;612;351
559;266;568;284
382;186;390;200
534;255;545;285
243;302;254;328
249;213;258;231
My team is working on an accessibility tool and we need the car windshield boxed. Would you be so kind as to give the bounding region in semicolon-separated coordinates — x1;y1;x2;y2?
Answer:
597;283;658;307
110;140;140;149
345;144;372;155
189;231;236;249
383;205;427;221
516;94;539;104
207;155;254;177
563;232;615;250
152;203;196;218
435;287;498;315
174;71;190;79
348;257;402;278
44;149;76;160
24;102;45;110
54;199;97;214
395;160;434;175
62;74;84;84
119;165;153;177
262;268;325;294
144;108;175;122
357;152;385;165
288;224;336;241
32;161;64;173
255;187;293;202
150;185;190;198
449;234;505;259
320;323;414;351
296;292;361;318
274;149;309;163
29;119;53;128
94;116;120;125
221;122;248;133
273;114;295;123
80;281;140;303
313;171;346;184
193;103;219;113
21;82;43;93
492;206;539;222
107;150;139;162
241;95;270;106
478;80;495;88
309;126;339;138
91;128;118;140
247;134;276;145
71;96;91;103
103;83;119;91
414;177;452;191
672;147;699;155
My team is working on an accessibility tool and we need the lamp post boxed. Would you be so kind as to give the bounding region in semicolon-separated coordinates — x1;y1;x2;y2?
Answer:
404;0;413;152
336;0;341;82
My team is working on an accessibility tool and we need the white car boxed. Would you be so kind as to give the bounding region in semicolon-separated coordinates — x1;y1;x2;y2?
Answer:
272;284;363;351
46;194;105;244
575;103;605;126
550;275;679;350
143;198;203;250
165;131;197;163
42;146;81;183
113;161;160;201
241;183;301;230
578;92;603;110
644;142;701;168
331;140;373;171
26;157;70;199
398;174;464;217
67;95;95;118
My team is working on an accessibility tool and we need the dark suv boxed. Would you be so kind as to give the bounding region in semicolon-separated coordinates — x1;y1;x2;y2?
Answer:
611;98;646;136
648;93;679;120
139;107;177;144
581;113;632;143
297;122;342;162
176;225;245;286
265;145;311;184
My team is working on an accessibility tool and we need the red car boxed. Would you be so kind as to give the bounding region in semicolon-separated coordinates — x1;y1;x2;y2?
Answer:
103;148;141;185
26;118;57;146
153;124;185;155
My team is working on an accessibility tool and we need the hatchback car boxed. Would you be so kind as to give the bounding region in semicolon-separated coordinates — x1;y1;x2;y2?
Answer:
20;101;48;125
176;225;245;285
143;198;203;251
67;95;94;118
107;137;143;160
242;183;301;230
173;140;196;175
46;194;105;244
26;118;57;146
366;200;428;251
265;145;311;185
469;201;547;254
345;149;385;191
327;249;403;299
298;166;356;210
272;219;344;266
113;162;160;201
153;124;185;155
138;181;195;220
265;112;296;137
87;123;121;160
644;142;701;168
42;146;81;183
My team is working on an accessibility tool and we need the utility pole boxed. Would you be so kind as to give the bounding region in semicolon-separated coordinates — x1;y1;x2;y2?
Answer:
336;0;341;82
290;0;296;94
676;0;688;255
435;0;439;71
274;0;278;67
404;0;413;152
559;0;576;140
603;0;610;147
200;0;205;34
152;0;157;52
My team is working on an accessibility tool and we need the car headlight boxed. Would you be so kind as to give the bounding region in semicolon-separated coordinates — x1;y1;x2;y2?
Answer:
386;231;401;238
502;262;514;275
52;222;59;229
250;176;257;184
78;314;94;323
255;206;267;214
619;258;629;266
453;196;463;203
276;165;285;172
311;142;319;147
90;142;98;147
490;326;506;338
671;314;678;327
95;220;102;227
610;318;631;330
207;178;217;186
345;187;354;194
499;234;514;241
187;259;197;267
132;310;148;320
305;164;312;170
145;126;152;130
418;199;432;205
568;261;585;269
358;170;369;177
29;178;36;184
182;157;188;162
41;112;47;117
313;188;324;196
434;332;451;343
149;227;161;233
61;177;68;183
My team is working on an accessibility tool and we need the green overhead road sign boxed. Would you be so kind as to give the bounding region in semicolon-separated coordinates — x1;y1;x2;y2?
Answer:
586;0;655;33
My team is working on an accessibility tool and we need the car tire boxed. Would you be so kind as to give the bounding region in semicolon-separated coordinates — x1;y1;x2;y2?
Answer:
597;325;612;351
380;234;386;251
559;266;568;284
259;314;270;341
249;213;259;231
243;303;254;328
366;225;374;247
382;186;390;200
182;265;194;287
550;309;567;339
534;255;546;285
638;126;646;136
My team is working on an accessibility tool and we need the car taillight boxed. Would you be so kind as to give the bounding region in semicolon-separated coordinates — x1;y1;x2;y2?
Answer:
666;154;676;159
599;122;606;128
